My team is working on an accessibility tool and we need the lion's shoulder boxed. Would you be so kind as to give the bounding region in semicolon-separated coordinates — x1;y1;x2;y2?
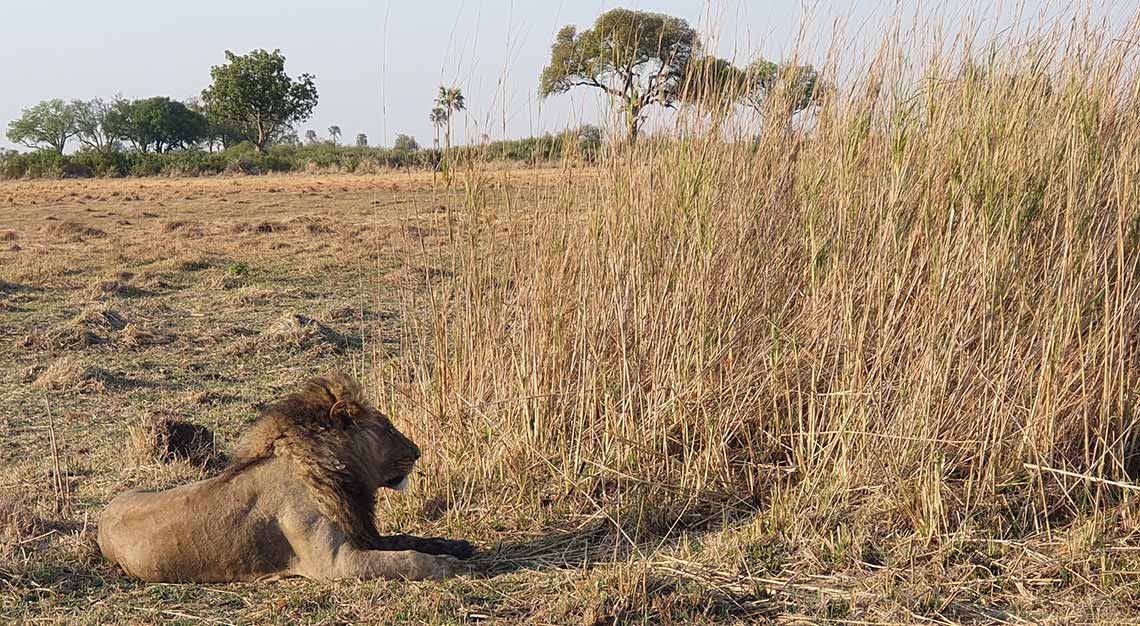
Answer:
221;371;386;549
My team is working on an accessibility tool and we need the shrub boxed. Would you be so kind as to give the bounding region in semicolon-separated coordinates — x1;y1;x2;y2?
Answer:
70;149;129;177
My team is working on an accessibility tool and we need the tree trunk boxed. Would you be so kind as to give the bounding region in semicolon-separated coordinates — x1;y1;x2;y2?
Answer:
625;103;641;146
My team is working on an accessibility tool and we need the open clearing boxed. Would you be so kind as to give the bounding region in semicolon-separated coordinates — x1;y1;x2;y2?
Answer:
0;169;613;625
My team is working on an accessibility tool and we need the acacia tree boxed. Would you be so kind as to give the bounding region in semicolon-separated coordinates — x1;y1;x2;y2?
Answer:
328;125;341;146
428;106;447;149
6;99;80;154
355;133;367;147
201;49;318;152
539;9;699;144
433;86;464;155
305;129;319;145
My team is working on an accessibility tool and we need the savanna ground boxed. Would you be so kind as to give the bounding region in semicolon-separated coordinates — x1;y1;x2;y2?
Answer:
0;169;613;624
7;13;1140;626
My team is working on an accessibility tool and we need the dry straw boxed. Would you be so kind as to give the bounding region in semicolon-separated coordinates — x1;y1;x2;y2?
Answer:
387;6;1140;558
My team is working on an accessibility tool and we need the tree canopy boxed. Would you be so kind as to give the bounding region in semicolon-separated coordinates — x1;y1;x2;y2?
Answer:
72;97;125;152
740;60;821;117
681;56;747;114
6;99;80;154
433;86;465;155
393;133;419;151
116;97;209;153
539;8;699;143
201;49;317;152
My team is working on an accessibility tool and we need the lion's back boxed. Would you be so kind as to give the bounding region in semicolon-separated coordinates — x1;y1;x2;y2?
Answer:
97;468;295;582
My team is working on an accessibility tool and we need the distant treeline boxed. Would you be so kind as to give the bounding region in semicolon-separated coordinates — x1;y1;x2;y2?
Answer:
0;129;602;180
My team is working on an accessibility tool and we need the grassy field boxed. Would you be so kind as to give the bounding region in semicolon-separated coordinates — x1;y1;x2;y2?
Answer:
0;169;609;624
5;12;1140;626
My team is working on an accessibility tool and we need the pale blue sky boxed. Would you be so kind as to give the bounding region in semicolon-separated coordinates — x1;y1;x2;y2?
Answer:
1;1;1134;150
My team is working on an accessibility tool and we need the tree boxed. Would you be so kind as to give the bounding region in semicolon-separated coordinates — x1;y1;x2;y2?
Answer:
740;60;820;119
187;98;243;151
393;134;419;151
539;9;699;144
277;127;301;146
305;129;319;145
72;97;125;152
109;97;208;153
201;49;318;152
6;99;80;154
577;124;603;152
355;133;368;148
433;86;465;155
328;125;341;146
682;56;746;116
428;107;447;149
136;97;209;152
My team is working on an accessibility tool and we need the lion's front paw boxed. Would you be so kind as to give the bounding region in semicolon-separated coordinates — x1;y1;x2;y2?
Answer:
412;553;460;580
419;538;475;559
445;539;475;560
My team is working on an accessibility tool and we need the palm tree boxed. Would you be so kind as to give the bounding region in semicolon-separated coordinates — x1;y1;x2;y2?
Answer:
328;125;341;146
428;107;447;150
433;86;465;155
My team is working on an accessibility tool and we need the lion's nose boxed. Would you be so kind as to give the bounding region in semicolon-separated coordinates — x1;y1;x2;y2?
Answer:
409;440;421;461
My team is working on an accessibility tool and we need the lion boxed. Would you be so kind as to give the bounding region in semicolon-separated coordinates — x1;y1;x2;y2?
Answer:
97;372;472;582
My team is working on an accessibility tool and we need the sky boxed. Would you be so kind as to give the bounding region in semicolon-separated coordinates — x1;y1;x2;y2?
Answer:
1;1;1135;151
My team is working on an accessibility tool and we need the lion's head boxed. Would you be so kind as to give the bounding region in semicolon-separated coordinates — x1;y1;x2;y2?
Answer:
226;371;419;548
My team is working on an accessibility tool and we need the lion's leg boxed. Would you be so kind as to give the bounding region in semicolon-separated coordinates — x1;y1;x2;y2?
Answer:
331;547;458;581
282;510;461;581
374;534;474;559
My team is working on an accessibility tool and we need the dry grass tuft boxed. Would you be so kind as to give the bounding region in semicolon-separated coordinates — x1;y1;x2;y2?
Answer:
258;313;347;353
31;355;107;391
116;322;172;348
127;413;220;468
288;215;335;234
158;221;205;238
30;304;128;349
42;220;106;241
0;230;17;241
231;220;288;234
80;279;148;301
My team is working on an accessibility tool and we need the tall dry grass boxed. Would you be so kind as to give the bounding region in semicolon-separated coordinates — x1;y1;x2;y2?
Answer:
385;9;1140;550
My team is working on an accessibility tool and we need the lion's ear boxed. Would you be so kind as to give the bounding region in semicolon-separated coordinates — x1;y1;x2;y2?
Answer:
327;399;363;429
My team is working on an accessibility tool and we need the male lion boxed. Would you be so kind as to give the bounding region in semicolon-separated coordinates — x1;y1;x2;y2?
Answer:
97;372;472;582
